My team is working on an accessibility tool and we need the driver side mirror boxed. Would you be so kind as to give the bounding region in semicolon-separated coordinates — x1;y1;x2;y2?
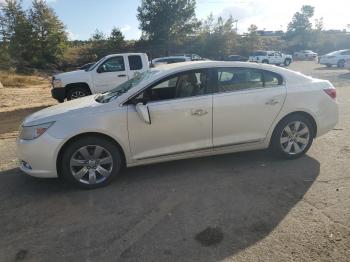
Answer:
97;65;106;73
135;103;151;124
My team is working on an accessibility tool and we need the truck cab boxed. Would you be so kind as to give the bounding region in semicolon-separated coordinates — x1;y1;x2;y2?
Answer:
51;53;149;102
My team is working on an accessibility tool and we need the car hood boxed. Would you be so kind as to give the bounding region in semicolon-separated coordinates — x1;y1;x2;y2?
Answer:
54;70;90;82
23;95;109;126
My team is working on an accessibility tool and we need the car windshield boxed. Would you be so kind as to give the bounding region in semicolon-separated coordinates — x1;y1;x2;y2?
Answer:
95;70;159;103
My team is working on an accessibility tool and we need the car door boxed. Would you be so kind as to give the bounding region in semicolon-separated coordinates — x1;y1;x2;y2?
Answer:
213;67;286;147
92;56;129;93
127;69;213;160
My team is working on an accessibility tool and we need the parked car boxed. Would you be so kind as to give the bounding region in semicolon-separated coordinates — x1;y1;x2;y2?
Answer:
78;62;96;71
319;50;350;68
293;50;318;60
18;61;338;189
151;56;190;67
151;54;203;67
51;53;149;102
178;54;203;61
249;51;293;66
227;55;248;62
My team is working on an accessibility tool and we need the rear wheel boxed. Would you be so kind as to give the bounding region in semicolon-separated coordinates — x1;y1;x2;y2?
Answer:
262;59;269;64
270;115;314;159
337;59;345;68
61;136;122;189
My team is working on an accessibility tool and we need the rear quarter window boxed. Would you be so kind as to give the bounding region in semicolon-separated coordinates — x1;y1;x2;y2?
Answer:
263;71;283;87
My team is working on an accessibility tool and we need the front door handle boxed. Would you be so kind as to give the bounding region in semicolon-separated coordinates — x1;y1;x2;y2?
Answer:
191;109;208;116
265;99;279;105
118;74;127;77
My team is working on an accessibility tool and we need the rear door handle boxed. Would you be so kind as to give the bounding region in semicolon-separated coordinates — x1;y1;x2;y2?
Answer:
265;99;279;105
118;74;127;77
191;109;208;116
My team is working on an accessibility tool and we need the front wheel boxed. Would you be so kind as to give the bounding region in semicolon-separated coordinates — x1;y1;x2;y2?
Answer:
270;115;314;159
67;86;91;101
61;136;122;189
284;59;291;66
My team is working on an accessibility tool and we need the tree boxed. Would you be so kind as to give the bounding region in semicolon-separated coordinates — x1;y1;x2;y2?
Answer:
107;27;125;52
137;0;200;55
286;5;315;50
0;0;33;70
244;24;260;54
29;0;67;67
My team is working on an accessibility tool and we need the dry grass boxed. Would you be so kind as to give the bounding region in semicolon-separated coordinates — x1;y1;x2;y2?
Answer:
0;71;50;88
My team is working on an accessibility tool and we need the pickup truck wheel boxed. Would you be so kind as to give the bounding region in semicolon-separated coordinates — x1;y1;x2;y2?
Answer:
284;59;291;66
262;59;269;64
337;60;345;68
67;87;91;101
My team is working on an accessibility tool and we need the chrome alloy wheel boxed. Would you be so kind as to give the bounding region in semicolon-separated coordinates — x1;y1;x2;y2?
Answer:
71;90;86;99
70;145;113;185
280;121;310;155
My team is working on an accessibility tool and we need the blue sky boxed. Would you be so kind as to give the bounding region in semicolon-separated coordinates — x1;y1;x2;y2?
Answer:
15;0;350;40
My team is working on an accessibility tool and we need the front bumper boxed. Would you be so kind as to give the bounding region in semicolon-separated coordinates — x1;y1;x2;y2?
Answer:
17;133;64;178
51;87;66;102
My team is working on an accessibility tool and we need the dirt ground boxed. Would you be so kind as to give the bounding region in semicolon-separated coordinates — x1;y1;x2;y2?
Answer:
0;61;349;261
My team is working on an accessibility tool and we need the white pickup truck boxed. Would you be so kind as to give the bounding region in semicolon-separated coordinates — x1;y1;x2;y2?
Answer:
51;53;149;102
249;51;293;66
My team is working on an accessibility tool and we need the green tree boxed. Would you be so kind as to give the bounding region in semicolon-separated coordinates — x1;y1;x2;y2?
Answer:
107;27;125;52
137;0;200;55
0;0;33;70
286;5;315;50
29;0;67;67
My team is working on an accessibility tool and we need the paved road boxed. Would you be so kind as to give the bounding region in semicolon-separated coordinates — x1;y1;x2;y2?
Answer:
0;62;349;261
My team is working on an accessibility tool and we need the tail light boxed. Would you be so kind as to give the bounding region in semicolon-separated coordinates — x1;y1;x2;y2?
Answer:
324;88;336;100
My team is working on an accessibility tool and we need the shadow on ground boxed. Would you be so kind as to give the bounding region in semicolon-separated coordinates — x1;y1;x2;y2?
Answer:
0;150;320;262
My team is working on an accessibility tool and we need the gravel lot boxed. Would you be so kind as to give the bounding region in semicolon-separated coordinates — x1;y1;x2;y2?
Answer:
0;61;349;261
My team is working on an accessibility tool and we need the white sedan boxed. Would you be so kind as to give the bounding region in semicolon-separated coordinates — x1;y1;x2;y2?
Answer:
17;61;338;188
319;49;350;68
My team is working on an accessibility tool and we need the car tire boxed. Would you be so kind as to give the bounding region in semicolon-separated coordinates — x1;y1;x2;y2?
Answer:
284;59;291;66
326;64;332;68
337;60;345;68
270;114;314;160
61;136;123;189
67;86;91;101
262;59;269;64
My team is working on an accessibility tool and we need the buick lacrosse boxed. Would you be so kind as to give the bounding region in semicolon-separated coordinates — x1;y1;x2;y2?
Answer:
17;61;338;188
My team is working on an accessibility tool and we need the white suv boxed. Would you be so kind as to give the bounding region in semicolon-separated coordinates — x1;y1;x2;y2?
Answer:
319;50;350;68
249;51;293;66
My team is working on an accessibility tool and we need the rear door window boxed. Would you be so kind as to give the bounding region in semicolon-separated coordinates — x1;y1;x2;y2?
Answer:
217;68;263;92
215;68;283;92
128;55;143;70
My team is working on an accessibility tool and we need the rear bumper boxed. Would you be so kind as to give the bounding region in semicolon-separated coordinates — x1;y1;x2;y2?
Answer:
51;87;65;102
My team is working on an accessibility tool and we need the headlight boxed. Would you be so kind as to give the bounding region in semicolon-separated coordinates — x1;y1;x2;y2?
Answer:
52;78;63;88
19;122;55;140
